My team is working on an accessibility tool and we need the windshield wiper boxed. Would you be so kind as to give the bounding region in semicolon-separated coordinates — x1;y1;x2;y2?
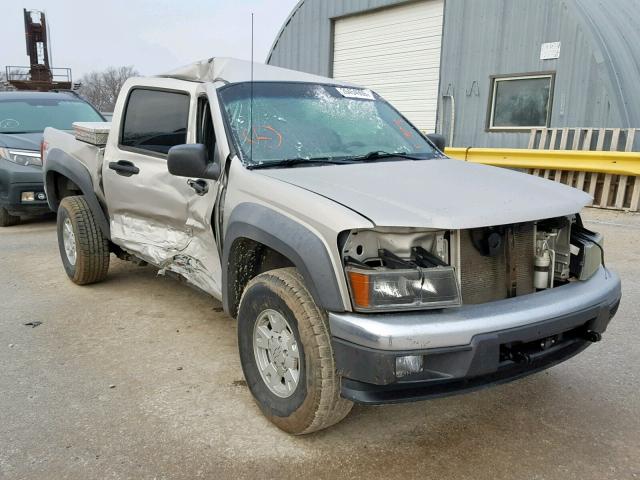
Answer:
247;151;430;170
349;151;428;162
248;157;352;170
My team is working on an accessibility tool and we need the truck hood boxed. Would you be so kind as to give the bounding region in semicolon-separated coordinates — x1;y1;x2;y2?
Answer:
0;132;43;151
256;158;592;229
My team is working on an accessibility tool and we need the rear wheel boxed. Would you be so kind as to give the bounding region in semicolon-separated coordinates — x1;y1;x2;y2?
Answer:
0;207;19;227
56;196;110;284
237;267;352;434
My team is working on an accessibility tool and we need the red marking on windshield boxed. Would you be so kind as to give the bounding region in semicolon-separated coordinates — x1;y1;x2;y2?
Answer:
241;128;254;144
394;119;413;139
262;126;283;147
241;125;283;147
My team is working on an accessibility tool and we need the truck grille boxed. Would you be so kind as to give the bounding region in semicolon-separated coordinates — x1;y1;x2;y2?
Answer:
459;224;535;304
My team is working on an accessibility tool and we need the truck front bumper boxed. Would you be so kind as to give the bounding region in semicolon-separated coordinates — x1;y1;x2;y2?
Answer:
328;266;621;404
0;158;49;216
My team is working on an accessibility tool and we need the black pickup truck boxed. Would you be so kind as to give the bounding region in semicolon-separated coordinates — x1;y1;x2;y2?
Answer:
0;91;103;226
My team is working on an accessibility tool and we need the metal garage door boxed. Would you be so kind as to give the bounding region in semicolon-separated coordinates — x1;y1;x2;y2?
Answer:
332;0;444;132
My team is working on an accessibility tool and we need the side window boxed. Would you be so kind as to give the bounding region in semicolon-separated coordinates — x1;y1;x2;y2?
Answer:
121;88;190;155
196;97;216;163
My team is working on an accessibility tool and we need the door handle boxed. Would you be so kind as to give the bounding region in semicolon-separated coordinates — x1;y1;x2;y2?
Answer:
187;179;209;196
109;160;140;177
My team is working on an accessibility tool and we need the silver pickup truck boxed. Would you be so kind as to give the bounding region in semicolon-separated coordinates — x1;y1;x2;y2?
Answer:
43;58;621;434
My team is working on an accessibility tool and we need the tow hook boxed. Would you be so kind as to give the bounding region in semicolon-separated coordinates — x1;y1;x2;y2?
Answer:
507;350;531;364
503;334;560;364
583;331;602;343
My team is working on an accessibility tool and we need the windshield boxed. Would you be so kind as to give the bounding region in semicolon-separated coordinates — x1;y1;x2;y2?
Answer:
218;82;437;167
0;97;103;134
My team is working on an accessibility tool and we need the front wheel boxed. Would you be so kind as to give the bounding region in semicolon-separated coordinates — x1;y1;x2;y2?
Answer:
0;207;19;227
237;268;353;434
57;196;110;285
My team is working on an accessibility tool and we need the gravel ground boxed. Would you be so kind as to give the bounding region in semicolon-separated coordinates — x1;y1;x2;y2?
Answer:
1;209;638;480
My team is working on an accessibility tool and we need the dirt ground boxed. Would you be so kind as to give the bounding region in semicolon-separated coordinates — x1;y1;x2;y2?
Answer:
1;209;639;480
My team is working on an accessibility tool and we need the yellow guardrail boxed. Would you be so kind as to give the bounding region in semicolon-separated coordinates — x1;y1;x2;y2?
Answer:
444;147;640;177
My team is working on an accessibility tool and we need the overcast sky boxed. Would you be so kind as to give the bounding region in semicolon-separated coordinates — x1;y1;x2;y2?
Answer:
1;0;299;80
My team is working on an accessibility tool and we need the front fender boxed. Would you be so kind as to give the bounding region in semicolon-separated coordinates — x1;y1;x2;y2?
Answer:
222;202;346;315
44;147;110;238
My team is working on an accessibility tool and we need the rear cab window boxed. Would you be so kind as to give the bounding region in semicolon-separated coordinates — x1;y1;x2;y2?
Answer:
120;88;190;155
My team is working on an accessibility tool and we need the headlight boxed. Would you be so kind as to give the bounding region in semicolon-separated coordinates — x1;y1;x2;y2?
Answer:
346;265;461;312
341;228;461;312
0;147;42;167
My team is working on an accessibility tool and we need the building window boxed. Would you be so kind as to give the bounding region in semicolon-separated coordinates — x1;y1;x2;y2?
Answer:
488;74;554;131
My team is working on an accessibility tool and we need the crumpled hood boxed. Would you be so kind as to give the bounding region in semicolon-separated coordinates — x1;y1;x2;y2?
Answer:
257;158;592;229
0;132;43;151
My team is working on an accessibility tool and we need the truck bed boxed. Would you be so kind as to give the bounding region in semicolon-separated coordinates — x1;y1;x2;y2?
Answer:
43;124;111;203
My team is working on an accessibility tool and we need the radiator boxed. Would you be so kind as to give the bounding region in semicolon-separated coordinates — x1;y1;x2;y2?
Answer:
459;224;535;304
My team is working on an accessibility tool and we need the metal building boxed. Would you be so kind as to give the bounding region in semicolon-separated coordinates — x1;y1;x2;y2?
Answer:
267;0;640;148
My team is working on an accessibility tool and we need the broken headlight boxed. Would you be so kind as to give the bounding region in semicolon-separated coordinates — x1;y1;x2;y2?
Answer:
570;221;604;281
346;265;461;312
0;147;42;167
342;229;461;312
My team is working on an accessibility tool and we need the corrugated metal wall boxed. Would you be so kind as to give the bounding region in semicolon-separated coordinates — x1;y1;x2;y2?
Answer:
267;0;640;149
438;0;640;148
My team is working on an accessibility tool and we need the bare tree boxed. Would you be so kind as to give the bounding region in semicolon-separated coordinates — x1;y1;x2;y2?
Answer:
78;66;139;112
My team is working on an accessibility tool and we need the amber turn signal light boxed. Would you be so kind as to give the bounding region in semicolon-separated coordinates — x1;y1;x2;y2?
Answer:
347;270;370;308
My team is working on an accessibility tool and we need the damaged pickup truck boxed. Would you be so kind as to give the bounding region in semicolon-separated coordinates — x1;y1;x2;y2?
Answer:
43;58;621;434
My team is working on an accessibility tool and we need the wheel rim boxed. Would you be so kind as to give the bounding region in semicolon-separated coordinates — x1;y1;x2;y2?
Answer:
62;217;77;266
253;309;300;398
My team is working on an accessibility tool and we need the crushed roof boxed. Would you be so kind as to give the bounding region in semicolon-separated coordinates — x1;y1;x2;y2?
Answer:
157;57;350;85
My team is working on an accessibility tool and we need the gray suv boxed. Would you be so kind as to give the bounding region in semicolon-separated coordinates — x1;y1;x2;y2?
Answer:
0;91;103;226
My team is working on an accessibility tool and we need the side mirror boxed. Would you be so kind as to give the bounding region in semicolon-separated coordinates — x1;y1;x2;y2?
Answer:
427;133;447;152
167;144;220;181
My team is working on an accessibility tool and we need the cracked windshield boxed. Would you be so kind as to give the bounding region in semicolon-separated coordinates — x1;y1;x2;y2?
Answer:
219;82;437;167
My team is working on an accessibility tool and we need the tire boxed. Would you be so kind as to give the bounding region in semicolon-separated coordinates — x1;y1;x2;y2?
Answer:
56;196;110;285
237;267;353;435
0;207;19;227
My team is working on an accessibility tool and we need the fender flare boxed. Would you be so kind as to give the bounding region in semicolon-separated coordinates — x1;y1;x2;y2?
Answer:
222;203;346;315
44;148;111;239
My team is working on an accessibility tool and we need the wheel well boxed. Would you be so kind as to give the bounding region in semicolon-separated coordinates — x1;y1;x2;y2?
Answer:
226;237;295;317
49;172;82;208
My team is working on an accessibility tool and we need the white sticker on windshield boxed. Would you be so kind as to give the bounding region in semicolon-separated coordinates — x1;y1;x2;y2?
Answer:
336;87;375;100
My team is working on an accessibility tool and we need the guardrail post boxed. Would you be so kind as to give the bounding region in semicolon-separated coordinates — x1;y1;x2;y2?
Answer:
524;128;639;212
